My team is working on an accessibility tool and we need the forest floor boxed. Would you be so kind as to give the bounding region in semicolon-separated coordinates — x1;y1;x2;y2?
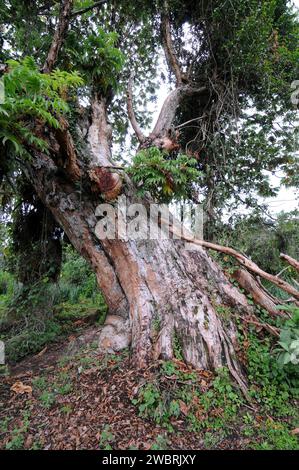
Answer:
0;324;298;451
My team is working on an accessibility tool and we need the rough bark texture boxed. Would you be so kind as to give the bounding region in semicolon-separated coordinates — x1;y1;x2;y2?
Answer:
20;7;255;394
25;137;253;394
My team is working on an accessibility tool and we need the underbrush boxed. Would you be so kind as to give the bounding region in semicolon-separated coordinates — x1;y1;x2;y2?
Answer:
0;246;107;363
1;334;298;450
131;317;299;450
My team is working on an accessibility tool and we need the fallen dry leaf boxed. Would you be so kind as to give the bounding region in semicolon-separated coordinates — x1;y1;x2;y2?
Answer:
10;381;32;395
179;400;189;416
291;428;299;435
68;335;76;342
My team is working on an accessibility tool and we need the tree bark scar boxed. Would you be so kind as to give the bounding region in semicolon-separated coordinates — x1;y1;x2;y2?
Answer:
89;167;122;201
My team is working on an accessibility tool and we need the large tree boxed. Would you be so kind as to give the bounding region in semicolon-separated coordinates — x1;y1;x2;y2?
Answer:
0;0;298;393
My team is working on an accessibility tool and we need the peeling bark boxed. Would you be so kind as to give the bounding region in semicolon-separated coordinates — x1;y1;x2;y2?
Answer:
87;93;123;200
87;93;113;167
26;145;252;394
150;86;206;139
28;152;128;318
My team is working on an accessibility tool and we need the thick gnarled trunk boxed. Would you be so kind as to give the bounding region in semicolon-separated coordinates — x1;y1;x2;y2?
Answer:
21;7;253;393
27;147;251;393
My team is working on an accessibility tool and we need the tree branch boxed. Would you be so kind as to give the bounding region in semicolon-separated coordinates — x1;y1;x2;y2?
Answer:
87;93;113;167
165;220;299;302
71;0;107;17
241;317;280;337
161;2;183;85
126;74;146;143
231;268;284;317
280;253;299;273
87;92;122;199
43;0;73;74
151;85;206;138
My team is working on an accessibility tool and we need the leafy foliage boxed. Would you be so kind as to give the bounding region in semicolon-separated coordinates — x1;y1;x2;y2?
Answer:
0;57;83;157
276;305;299;366
66;27;124;91
0;245;107;363
127;147;202;202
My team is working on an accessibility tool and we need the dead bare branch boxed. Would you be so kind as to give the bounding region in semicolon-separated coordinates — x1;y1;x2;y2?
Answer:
126;74;146;144
164;220;299;302
280;253;299;273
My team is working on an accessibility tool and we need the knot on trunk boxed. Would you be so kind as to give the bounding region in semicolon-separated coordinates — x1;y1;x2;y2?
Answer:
89;167;122;201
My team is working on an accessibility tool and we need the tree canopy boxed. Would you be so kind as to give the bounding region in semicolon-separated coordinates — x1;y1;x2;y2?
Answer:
0;1;298;222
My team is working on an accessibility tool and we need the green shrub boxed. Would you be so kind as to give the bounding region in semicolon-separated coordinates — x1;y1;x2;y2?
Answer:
127;147;202;202
276;306;299;367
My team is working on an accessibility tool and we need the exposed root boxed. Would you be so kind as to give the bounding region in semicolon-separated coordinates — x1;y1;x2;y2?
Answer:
231;269;283;316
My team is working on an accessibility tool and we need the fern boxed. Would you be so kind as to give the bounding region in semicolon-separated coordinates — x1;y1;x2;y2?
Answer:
127;147;202;202
0;57;83;158
67;27;124;91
